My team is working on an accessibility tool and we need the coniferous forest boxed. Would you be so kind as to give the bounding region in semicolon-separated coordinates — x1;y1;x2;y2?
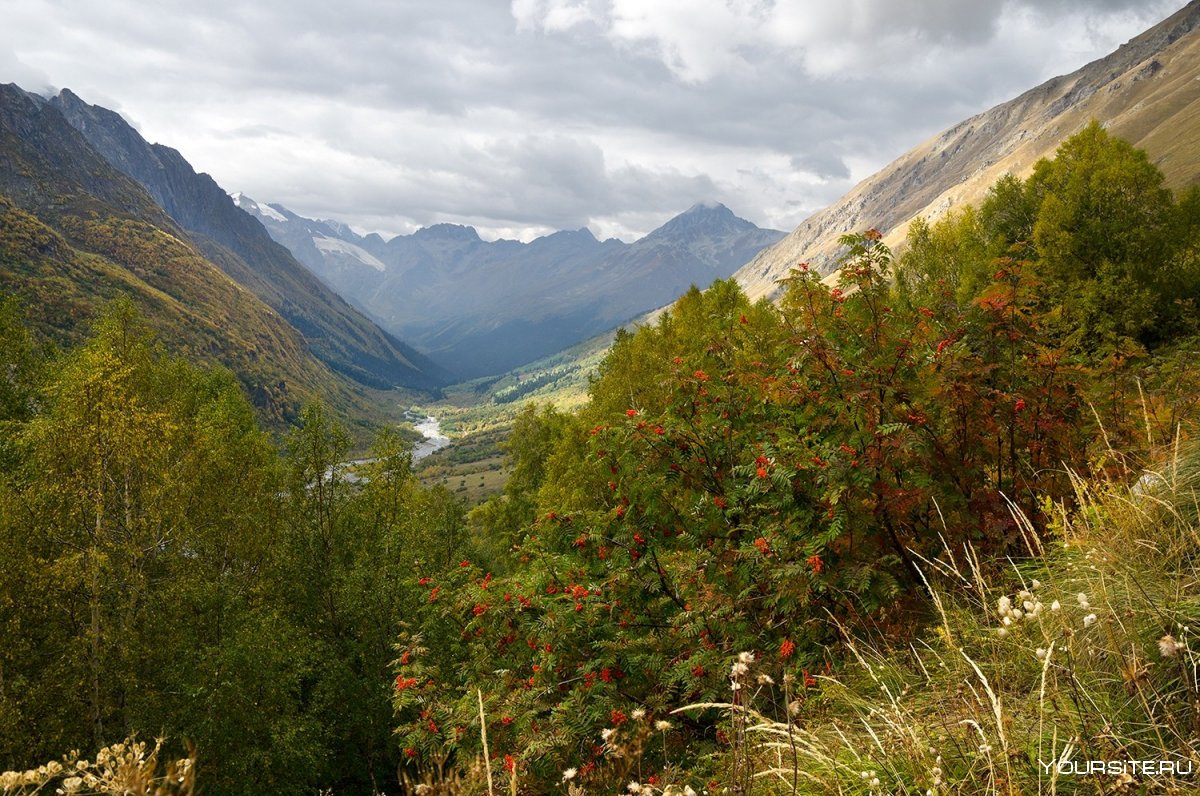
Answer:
5;126;1200;794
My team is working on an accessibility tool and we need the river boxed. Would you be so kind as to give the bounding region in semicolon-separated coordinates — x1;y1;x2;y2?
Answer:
411;413;451;461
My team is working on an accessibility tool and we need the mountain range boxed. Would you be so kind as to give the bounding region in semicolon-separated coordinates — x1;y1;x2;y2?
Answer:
235;195;784;377
734;0;1200;298
5;0;1200;419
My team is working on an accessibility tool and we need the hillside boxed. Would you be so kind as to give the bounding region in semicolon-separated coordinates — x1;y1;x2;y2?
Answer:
46;89;449;391
0;83;413;428
735;0;1200;298
237;196;783;377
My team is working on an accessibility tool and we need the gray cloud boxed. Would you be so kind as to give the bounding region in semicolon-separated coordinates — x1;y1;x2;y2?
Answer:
0;0;1186;240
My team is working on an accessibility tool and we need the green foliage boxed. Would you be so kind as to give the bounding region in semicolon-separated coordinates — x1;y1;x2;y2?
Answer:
469;403;574;561
903;121;1200;352
390;241;1105;788
0;295;43;470
895;207;991;307
0;300;470;794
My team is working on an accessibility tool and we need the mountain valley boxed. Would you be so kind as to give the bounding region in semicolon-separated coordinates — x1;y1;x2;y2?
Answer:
8;3;1200;794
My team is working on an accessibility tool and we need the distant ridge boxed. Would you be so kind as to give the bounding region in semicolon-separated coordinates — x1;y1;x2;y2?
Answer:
238;196;784;377
735;0;1200;298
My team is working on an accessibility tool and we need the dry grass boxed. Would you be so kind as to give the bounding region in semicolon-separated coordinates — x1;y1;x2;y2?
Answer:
0;738;194;795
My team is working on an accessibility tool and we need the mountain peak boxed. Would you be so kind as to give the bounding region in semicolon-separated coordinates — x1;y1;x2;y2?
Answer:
413;223;481;243
686;200;730;214
543;226;597;241
644;201;766;243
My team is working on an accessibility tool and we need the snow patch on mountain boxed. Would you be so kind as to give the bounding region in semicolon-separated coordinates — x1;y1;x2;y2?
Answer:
258;203;287;223
312;234;386;272
230;191;287;223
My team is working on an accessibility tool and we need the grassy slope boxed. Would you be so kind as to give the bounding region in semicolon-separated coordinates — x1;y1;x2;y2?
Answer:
0;197;402;434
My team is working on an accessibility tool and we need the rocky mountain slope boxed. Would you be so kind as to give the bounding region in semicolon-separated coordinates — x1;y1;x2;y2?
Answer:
0;83;432;428
45;89;449;390
735;0;1200;299
238;197;783;377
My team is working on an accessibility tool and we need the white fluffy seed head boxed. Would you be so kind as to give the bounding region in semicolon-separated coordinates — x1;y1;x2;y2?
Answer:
1159;635;1184;658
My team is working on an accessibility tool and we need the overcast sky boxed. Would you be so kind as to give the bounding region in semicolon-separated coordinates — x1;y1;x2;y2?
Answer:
1;0;1187;241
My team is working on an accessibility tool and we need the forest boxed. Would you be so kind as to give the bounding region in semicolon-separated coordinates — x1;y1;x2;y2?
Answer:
4;124;1200;794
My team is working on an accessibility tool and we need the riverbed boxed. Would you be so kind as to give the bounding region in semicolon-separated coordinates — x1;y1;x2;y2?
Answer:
412;414;451;461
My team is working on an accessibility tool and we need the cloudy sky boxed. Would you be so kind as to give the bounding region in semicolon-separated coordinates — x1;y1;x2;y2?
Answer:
1;0;1187;241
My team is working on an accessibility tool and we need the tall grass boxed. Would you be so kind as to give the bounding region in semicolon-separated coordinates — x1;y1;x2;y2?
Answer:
677;445;1200;794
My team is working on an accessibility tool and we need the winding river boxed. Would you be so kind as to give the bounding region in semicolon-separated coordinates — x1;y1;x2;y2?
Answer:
411;414;451;461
